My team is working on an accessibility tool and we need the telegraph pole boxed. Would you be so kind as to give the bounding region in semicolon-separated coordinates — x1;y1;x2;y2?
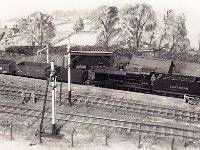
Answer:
51;61;57;135
67;39;72;106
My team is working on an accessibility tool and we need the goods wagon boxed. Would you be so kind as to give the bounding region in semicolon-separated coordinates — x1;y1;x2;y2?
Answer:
0;59;15;74
16;61;51;78
56;67;88;84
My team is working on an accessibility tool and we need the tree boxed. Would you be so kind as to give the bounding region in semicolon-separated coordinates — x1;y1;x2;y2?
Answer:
175;37;190;53
0;32;5;42
18;12;55;46
73;17;84;33
118;3;157;51
155;10;188;54
90;5;118;48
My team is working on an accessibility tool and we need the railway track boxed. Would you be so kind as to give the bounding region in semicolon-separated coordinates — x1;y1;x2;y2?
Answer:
0;85;51;100
0;103;200;141
0;84;200;124
73;95;200;123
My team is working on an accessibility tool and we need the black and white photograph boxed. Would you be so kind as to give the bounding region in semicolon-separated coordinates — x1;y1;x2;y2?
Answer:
0;0;200;149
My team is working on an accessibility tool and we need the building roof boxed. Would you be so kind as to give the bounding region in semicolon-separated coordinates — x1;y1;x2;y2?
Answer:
71;51;113;57
127;56;174;74
174;61;200;77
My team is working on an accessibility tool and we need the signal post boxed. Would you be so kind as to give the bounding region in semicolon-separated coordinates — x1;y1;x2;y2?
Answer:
47;44;49;63
67;39;72;106
64;39;72;106
50;61;57;135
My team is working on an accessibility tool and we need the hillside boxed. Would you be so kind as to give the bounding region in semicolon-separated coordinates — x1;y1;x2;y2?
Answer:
52;18;98;46
0;9;198;52
52;10;91;24
0;10;98;49
50;10;98;46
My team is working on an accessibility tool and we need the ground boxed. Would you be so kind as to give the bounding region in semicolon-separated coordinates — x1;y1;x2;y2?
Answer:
0;125;157;150
1;132;199;150
0;74;200;150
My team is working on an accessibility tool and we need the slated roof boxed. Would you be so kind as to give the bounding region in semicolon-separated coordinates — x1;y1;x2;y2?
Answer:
174;61;200;77
71;51;113;57
127;56;173;74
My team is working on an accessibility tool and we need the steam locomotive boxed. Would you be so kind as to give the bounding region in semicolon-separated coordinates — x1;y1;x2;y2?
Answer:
91;56;200;101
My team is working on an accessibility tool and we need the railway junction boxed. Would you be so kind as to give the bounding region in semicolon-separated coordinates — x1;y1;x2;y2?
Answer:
0;43;200;150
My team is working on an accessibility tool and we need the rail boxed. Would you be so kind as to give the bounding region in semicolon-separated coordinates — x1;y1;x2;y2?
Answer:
0;103;200;141
0;85;200;124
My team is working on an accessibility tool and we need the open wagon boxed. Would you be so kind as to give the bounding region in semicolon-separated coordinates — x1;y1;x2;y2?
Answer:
16;61;51;79
0;59;15;74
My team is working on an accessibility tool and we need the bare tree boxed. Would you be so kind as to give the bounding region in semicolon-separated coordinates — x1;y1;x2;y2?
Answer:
18;12;55;46
90;5;118;48
73;17;84;34
155;10;188;54
118;3;157;51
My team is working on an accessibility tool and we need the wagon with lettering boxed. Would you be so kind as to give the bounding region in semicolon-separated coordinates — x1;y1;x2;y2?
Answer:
0;59;15;74
153;74;200;97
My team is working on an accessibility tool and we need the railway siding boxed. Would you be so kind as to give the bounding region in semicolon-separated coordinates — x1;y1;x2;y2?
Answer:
73;95;200;123
0;104;200;141
1;84;200;124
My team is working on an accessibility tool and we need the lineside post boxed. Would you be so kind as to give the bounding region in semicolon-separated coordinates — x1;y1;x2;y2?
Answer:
71;129;76;147
51;61;57;135
105;133;110;146
138;134;141;148
67;39;72;106
171;138;175;150
10;123;13;140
